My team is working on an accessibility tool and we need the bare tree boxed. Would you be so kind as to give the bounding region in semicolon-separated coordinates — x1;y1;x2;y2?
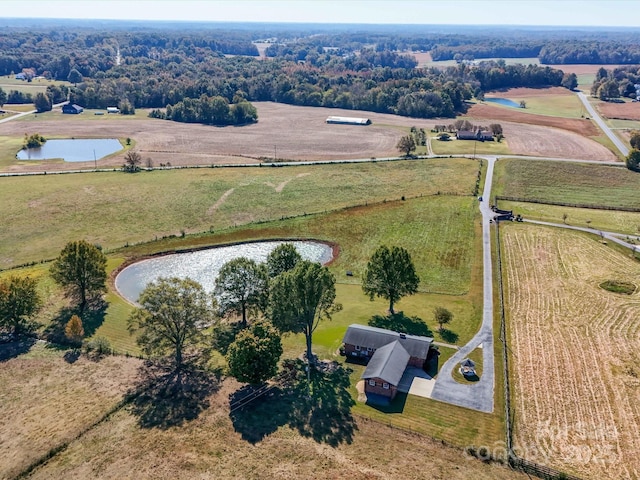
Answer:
123;150;142;173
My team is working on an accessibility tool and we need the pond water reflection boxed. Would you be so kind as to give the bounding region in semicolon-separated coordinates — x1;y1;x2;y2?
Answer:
17;138;122;162
115;241;334;304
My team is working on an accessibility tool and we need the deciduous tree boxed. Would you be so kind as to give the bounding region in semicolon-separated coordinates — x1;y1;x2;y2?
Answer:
50;240;107;312
396;135;416;156
34;92;52;112
214;257;268;328
433;307;453;332
362;245;420;314
65;314;84;344
0;276;41;336
226;320;282;384
128;277;216;370
626;149;640;172
270;261;341;367
266;243;302;278
123;150;142;172
629;131;640;150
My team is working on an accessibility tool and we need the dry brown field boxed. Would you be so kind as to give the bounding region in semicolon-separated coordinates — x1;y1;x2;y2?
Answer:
502;224;640;479
411;51;433;66
465;104;615;160
596;101;640;121
544;64;626;75
2;345;526;480
2;102;441;174
0;344;141;480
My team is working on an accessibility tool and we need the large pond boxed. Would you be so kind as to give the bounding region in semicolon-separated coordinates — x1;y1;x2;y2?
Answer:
484;97;521;108
16;138;122;162
115;241;334;304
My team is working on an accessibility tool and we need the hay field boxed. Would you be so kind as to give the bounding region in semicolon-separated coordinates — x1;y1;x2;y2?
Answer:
0;102;441;172
0;158;478;269
493;159;640;209
484;87;584;118
596;101;640;122
502;224;640;479
0;343;141;480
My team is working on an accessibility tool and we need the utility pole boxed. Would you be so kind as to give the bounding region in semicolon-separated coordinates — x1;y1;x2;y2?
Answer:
93;149;96;170
274;144;277;160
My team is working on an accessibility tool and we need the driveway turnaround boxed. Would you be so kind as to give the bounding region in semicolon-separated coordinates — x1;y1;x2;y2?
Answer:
430;157;496;413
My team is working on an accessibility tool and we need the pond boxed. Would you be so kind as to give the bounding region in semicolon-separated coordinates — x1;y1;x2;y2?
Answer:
484;97;521;108
115;241;334;304
16;138;122;162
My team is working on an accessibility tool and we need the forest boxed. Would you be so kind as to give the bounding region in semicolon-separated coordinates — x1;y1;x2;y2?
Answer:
0;22;637;121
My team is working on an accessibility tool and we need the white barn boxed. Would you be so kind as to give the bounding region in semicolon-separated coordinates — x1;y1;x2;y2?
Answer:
326;116;371;125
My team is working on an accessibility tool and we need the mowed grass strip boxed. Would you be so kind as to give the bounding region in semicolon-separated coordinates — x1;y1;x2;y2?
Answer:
430;137;511;155
499;200;640;236
494;158;640;209
0;342;141;480
0;158;479;269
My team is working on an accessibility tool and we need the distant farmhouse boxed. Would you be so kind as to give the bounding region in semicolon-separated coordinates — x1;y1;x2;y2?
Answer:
456;130;493;141
62;103;84;114
342;324;433;400
326;116;371;125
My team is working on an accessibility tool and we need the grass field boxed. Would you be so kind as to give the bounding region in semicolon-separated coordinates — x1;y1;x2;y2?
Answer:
499;200;640;237
0;345;519;480
0;158;479;269
501;223;640;479
0;342;141;480
0;77;70;96
483;91;584;119
493;158;640;209
430;137;511;155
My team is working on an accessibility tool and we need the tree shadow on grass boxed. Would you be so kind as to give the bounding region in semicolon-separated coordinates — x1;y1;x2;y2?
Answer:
367;392;407;414
368;312;432;337
438;328;459;344
43;300;107;344
128;361;220;429
230;360;357;446
0;337;37;362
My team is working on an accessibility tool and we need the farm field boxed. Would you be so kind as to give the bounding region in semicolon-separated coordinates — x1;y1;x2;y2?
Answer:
0;158;479;269
493;158;640;209
0;347;520;480
596;100;640;122
430;136;511;155
501;224;640;479
8;193;480;355
498;200;640;237
484;86;584;118
0;77;70;96
0;343;142;480
0;102;442;172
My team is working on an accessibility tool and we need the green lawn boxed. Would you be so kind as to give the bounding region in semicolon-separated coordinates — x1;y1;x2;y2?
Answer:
430;137;511;155
0;158;479;269
483;93;584;118
493;158;640;209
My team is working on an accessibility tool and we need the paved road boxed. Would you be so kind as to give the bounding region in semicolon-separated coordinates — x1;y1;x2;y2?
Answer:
576;91;629;157
430;156;497;413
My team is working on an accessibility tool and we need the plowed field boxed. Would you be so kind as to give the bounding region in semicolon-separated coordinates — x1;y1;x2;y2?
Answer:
503;225;640;479
596;101;640;121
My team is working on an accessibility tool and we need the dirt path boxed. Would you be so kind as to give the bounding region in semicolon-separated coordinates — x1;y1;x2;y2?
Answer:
207;188;235;215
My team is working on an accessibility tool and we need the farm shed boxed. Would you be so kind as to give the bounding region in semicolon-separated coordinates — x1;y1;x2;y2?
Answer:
342;324;433;368
361;340;410;400
326;116;371;125
62;103;84;114
107;106;120;114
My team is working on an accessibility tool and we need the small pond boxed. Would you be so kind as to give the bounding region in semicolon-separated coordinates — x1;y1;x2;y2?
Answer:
16;138;122;162
484;97;521;108
115;241;334;304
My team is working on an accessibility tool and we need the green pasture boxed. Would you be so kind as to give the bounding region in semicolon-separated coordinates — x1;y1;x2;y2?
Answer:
430;137;511;155
484;93;584;118
499;200;640;237
493;158;640;209
609;119;640;130
576;73;595;92
1;104;34;112
11;107;152;123
0;158;480;269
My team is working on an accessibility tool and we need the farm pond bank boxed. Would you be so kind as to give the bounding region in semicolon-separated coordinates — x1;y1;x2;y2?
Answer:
17;138;122;162
484;97;521;108
115;240;334;303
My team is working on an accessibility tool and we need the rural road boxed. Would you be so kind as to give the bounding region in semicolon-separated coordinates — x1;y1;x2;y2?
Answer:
0;102;68;125
429;156;496;413
576;91;629;157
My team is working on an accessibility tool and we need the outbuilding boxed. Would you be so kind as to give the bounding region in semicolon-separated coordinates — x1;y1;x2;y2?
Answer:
62;103;84;114
107;106;120;114
326;116;371;125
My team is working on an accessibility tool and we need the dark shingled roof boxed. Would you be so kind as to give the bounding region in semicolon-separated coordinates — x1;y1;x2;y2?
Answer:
342;324;433;360
361;340;410;386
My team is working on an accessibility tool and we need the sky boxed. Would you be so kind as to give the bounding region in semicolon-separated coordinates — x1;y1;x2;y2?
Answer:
2;0;638;27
